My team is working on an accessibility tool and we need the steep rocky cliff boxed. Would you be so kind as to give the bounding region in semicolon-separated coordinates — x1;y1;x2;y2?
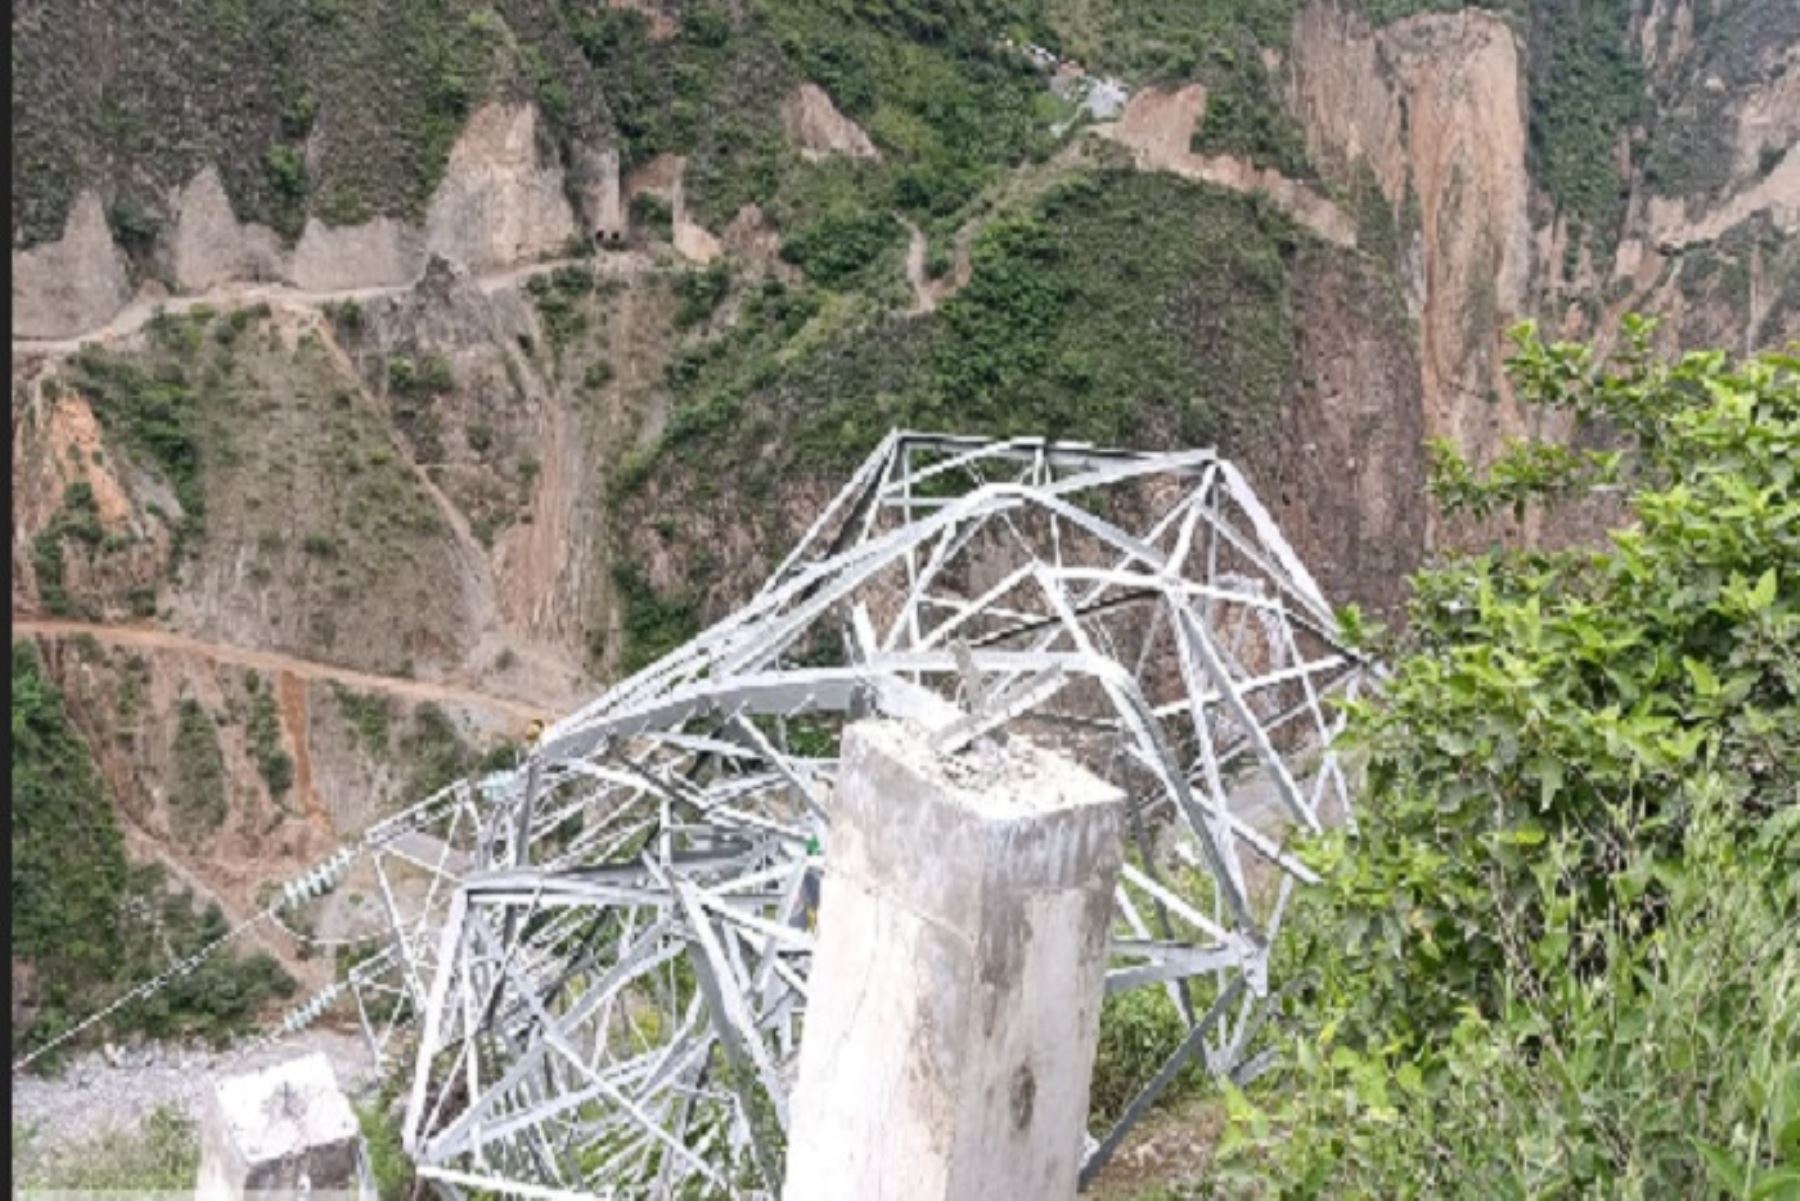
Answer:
10;0;1796;1052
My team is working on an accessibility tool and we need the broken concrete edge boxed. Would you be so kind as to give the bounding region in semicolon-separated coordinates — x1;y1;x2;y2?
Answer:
195;1052;373;1201
827;719;1128;928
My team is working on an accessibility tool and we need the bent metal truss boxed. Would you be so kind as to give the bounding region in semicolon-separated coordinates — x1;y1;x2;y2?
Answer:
343;432;1370;1198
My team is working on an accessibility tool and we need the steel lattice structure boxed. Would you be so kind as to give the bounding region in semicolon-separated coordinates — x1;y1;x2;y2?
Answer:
338;432;1369;1199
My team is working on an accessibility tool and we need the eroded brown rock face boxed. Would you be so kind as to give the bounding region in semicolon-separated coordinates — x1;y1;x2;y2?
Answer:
1246;246;1430;619
1621;1;1800;359
1101;83;1357;247
9;260;647;967
1290;1;1534;469
11;365;176;616
782;83;881;162
1285;0;1796;553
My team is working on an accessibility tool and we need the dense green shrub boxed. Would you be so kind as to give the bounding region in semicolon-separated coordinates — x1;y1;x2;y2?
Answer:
525;266;597;351
762;0;1054;219
1089;986;1210;1128
583;360;616;391
69;349;210;548
894;171;1300;452
263;143;308;237
32;483;105;617
780;207;902;287
245;673;295;799
402;702;476;798
1217;322;1800;1197
676;262;732;328
617;169;1334;643
105;197;161;256
613;564;701;675
138;891;297;1044
11;643;134;1039
171;698;229;839
1028;0;1317;78
1358;0;1508;23
1526;0;1641;245
13;0;499;245
12;647;296;1062
631;193;674;239
332;684;394;756
357;1095;416;1201
1190;43;1311;179
386;353;454;398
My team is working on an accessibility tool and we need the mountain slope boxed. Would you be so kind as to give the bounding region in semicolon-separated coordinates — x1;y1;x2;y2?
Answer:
10;0;1796;1058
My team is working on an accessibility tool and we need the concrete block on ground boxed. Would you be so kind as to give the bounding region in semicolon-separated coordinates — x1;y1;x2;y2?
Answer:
194;1052;370;1201
783;719;1126;1201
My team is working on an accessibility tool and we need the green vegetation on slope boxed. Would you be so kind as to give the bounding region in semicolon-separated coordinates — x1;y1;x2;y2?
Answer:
1641;1;1800;202
399;702;516;799
11;643;135;1041
607;169;1331;668
11;0;502;245
358;1093;418;1201
758;1;1060;225
1525;0;1641;256
15;0;1080;278
527;266;598;352
70;319;220;552
53;307;456;669
1189;41;1312;179
551;1;754;172
333;683;395;757
655;169;1300;477
1218;323;1800;1195
1090;986;1211;1128
11;645;297;1064
13;1104;199;1192
1034;0;1303;78
171;697;230;840
613;563;702;676
244;672;295;800
32;482;106;618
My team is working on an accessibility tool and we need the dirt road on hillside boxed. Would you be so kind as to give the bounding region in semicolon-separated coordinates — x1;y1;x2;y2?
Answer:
9;251;657;356
899;217;936;314
12;616;553;723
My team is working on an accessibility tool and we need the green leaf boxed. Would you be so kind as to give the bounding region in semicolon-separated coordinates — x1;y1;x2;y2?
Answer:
1501;823;1547;847
1684;656;1720;698
1696;1139;1749;1195
1778;1114;1800;1163
1749;567;1778;612
1751;1168;1800;1201
1535;757;1564;809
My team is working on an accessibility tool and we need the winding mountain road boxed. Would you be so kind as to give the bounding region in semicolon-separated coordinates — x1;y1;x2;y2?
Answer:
11;615;553;724
9;250;658;356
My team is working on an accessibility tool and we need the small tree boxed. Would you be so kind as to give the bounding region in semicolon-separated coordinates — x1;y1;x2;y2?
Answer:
1218;320;1800;1197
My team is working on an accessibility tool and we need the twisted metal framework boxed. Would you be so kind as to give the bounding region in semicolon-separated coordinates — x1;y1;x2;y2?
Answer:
339;432;1369;1198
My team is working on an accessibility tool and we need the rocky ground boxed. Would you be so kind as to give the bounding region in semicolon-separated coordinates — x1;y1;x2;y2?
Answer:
12;1026;380;1154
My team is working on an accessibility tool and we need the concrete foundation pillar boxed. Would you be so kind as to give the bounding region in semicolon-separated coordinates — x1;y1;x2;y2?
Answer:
570;144;625;246
195;1052;371;1201
783;720;1125;1201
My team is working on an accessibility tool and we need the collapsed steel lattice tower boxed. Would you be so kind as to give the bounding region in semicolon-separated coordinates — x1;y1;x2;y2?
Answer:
344;432;1369;1198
